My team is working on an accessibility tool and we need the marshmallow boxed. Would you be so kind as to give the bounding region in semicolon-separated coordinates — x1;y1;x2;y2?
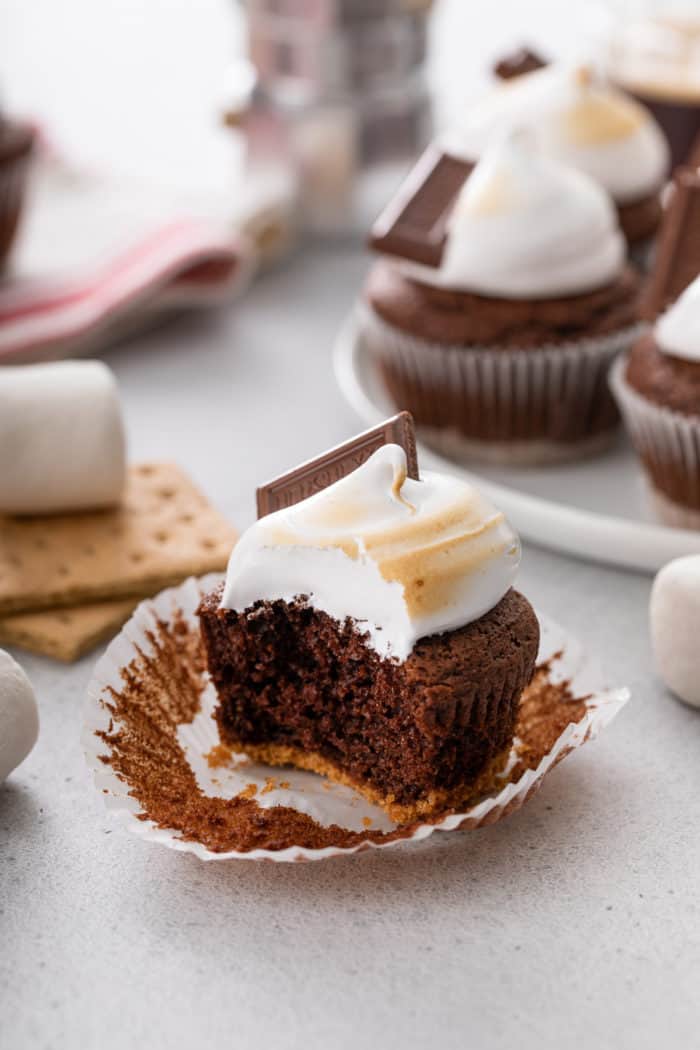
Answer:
0;649;39;784
0;360;126;515
650;555;700;709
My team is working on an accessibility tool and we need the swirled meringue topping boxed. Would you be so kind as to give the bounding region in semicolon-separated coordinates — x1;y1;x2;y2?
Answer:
443;63;669;204
401;132;625;298
655;275;700;362
221;445;521;662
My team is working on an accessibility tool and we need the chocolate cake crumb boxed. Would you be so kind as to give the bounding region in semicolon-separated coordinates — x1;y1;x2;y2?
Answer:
199;587;539;822
95;612;588;854
206;743;233;769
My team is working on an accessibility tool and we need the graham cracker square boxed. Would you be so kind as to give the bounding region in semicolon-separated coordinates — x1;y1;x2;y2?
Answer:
0;462;236;615
0;599;138;662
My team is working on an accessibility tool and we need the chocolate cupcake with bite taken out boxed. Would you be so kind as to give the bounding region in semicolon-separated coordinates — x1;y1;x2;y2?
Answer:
199;432;539;824
362;132;643;466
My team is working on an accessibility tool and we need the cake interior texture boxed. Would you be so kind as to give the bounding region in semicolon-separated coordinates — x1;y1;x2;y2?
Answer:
198;585;539;821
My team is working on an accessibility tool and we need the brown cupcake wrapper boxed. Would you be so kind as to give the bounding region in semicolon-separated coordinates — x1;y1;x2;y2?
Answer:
360;303;645;466
0;135;34;267
610;355;700;528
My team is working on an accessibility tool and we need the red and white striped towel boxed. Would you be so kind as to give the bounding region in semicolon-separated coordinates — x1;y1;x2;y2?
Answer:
0;153;261;363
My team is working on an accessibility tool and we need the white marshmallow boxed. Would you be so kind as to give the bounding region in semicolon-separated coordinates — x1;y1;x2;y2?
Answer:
650;555;700;709
0;360;126;515
0;649;39;784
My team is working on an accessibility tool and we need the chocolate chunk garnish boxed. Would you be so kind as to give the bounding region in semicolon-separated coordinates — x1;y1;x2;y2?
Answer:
493;46;548;81
369;144;474;268
643;167;700;320
256;411;419;518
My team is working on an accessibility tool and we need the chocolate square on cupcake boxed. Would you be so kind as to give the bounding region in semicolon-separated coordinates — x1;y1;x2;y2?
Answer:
198;420;539;823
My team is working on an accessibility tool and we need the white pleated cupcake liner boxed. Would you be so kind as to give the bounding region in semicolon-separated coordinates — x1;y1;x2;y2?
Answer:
609;355;700;529
82;574;629;862
359;303;646;466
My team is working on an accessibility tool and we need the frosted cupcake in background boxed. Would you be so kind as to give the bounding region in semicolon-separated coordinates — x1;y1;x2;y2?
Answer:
362;132;643;466
444;63;670;262
611;274;700;529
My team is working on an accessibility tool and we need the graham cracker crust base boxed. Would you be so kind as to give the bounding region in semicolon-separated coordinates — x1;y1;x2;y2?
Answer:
217;737;514;825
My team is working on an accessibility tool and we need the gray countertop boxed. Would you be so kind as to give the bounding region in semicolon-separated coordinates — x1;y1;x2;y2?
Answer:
2;246;699;1050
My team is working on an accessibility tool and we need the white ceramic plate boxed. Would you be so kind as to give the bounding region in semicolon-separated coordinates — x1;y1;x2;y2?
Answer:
333;315;700;574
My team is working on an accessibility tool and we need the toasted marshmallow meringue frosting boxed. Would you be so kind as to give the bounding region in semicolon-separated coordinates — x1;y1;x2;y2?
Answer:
655;276;700;362
400;133;626;298
221;445;521;661
443;64;669;204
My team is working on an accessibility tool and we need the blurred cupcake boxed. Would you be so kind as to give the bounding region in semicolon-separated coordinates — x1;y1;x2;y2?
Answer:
0;112;34;269
611;275;700;528
362;132;643;465
443;63;670;262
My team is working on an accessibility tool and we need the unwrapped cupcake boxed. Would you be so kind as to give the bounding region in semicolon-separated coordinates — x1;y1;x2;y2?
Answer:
444;63;670;261
363;131;643;465
611;274;700;529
